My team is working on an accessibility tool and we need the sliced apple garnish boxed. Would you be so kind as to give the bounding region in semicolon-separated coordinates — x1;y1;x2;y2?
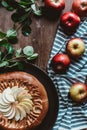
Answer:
3;106;15;118
0;105;12;113
16;105;26;120
17;92;26;101
8;107;16;120
0;86;33;121
22;98;33;105
19;102;31;114
15;108;21;121
12;86;28;100
2;87;15;103
2;92;10;104
21;101;33;110
0;93;8;106
11;86;19;100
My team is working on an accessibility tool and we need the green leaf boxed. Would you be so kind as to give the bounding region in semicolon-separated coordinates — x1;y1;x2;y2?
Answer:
6;29;17;38
31;4;42;16
2;0;19;9
8;62;19;68
1;0;9;8
11;13;20;22
0;51;2;61
7;6;14;11
34;10;42;16
0;31;6;38
27;53;38;60
23;46;34;56
30;0;35;3
0;42;14;54
0;61;9;67
21;0;34;3
19;1;31;6
0;39;2;42
1;0;14;11
8;37;18;44
6;44;14;54
22;25;31;36
17;62;24;70
11;12;28;23
25;19;32;26
31;4;36;11
15;48;22;57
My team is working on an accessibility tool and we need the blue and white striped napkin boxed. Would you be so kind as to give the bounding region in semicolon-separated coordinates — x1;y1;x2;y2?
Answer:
47;18;87;130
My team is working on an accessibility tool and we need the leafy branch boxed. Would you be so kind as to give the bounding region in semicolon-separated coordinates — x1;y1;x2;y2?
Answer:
0;0;40;69
0;43;38;69
0;0;44;36
0;29;18;44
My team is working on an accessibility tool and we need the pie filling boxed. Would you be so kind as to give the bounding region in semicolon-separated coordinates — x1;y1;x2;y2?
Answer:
0;78;43;129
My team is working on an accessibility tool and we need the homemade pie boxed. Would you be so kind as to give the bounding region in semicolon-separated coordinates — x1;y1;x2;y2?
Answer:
0;71;49;130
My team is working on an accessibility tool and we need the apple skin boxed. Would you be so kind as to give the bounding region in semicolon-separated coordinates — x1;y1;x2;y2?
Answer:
66;38;85;59
45;0;65;13
51;53;71;74
60;12;80;34
69;82;87;103
72;0;87;17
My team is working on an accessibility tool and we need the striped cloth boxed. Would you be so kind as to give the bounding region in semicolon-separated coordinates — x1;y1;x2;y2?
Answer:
47;17;87;130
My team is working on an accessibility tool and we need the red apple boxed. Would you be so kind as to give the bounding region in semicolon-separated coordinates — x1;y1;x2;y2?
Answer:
66;38;85;59
51;53;70;73
69;82;87;103
45;0;65;13
60;12;80;34
72;0;87;17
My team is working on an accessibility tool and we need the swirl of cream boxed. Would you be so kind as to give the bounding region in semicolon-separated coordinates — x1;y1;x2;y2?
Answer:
0;87;33;121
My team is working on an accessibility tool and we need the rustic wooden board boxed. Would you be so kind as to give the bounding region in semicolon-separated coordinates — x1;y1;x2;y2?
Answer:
0;1;87;130
0;0;72;71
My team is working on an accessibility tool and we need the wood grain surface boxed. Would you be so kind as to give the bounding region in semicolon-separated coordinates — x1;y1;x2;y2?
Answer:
0;1;87;130
0;0;72;71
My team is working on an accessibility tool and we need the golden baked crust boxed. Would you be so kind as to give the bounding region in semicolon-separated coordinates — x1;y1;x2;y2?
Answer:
0;71;49;130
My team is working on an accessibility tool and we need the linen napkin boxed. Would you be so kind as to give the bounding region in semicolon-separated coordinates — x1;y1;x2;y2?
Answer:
47;17;87;130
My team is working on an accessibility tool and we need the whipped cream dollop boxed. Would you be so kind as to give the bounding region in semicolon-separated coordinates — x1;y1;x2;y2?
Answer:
0;86;33;121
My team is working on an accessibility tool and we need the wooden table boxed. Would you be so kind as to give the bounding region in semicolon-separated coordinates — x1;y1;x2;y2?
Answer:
0;0;72;72
0;1;87;130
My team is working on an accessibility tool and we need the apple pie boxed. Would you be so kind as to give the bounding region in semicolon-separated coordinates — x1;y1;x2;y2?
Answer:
0;71;49;130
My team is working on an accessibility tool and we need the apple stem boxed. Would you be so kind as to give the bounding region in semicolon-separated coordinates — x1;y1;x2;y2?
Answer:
54;0;59;3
